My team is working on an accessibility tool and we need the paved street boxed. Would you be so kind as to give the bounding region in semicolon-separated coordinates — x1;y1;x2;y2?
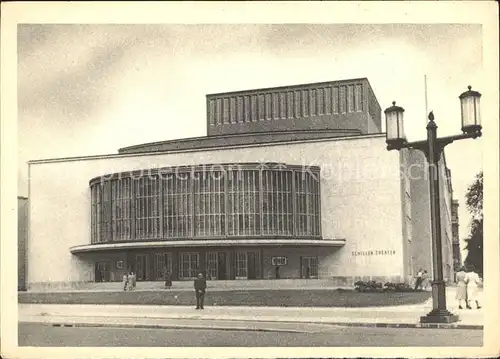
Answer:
19;323;483;347
16;287;485;348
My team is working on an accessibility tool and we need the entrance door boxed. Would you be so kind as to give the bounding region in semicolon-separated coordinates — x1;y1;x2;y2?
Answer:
154;252;172;280
301;256;318;279
95;261;110;282
206;252;218;280
135;254;148;281
217;252;227;280
247;252;257;280
235;252;248;279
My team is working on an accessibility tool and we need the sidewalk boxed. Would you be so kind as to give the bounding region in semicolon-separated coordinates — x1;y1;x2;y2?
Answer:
19;301;484;330
25;279;354;293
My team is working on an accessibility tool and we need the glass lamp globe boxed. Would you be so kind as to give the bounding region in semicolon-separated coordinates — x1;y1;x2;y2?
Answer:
459;86;482;134
384;101;406;147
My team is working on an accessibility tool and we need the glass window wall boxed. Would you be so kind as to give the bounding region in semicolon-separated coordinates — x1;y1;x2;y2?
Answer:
194;171;225;236
163;174;192;238
90;164;321;243
134;177;161;240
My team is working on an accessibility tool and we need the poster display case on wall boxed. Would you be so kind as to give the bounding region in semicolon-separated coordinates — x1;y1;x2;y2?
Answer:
271;256;288;266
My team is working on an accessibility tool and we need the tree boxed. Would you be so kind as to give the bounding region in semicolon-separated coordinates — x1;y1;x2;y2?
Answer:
465;171;483;220
464;171;483;277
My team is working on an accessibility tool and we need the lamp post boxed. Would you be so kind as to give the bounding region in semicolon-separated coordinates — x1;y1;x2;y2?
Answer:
385;86;482;324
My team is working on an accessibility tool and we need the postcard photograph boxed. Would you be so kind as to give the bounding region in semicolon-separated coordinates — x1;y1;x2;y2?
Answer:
1;1;499;359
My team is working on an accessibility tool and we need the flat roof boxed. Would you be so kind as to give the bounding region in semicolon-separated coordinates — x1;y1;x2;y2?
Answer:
27;132;387;165
118;128;364;154
206;77;371;97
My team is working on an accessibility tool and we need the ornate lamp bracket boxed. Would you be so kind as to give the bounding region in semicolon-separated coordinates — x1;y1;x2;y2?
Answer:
409;140;451;163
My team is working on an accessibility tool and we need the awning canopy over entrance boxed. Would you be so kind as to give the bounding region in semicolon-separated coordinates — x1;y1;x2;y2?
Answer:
70;238;346;254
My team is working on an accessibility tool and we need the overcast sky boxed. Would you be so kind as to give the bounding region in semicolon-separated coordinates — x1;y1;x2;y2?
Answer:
18;23;484;252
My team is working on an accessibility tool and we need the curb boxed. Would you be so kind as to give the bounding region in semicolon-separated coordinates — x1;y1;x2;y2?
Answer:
20;319;483;331
146;317;484;330
325;322;483;330
19;321;308;334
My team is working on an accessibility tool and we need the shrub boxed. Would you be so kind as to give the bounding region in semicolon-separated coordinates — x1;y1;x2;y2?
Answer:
354;280;384;293
384;282;415;292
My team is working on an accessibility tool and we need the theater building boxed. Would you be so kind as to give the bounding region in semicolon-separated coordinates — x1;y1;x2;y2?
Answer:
24;78;455;290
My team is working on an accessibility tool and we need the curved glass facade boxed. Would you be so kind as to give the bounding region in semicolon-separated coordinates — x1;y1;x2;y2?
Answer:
90;163;321;244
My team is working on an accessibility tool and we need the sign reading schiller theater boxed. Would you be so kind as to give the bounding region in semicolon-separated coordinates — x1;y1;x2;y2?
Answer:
351;250;396;256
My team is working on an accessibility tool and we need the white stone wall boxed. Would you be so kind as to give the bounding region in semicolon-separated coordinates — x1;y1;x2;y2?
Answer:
27;134;405;287
18;197;28;290
406;150;433;284
439;156;455;283
403;149;455;286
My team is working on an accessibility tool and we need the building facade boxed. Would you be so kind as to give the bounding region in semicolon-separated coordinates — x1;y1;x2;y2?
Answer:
18;196;28;291
24;78;455;290
451;199;461;272
441;165;456;283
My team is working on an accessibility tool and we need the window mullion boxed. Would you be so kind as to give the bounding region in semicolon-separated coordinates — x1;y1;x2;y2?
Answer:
236;172;240;236
131;180;136;241
304;178;308;235
242;172;245;236
159;176;164;239
292;172;297;236
280;172;284;235
191;171;195;237
227;173;230;236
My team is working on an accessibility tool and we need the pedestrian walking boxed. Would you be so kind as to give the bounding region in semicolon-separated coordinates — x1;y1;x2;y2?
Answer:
194;272;207;310
414;268;424;291
131;272;137;290
128;271;136;291
122;272;129;291
465;266;482;309
164;268;172;289
421;270;429;291
455;266;469;309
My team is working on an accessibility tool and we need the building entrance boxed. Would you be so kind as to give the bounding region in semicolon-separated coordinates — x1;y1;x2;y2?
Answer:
247;252;257;279
301;256;318;279
153;252;172;280
135;254;148;281
95;261;110;282
235;252;248;279
232;251;260;280
206;250;261;280
93;249;263;282
206;251;228;280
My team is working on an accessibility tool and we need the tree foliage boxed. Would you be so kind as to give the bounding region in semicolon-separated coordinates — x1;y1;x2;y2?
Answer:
465;171;483;220
464;171;483;276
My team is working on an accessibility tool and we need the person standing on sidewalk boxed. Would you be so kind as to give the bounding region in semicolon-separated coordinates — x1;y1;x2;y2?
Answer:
465;266;482;309
128;271;136;291
421;270;429;291
131;272;137;290
414;268;423;291
164;268;172;289
122;272;129;291
455;266;469;309
194;272;207;310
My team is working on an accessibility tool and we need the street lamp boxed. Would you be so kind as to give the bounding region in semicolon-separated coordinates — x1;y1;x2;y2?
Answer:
385;86;482;324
